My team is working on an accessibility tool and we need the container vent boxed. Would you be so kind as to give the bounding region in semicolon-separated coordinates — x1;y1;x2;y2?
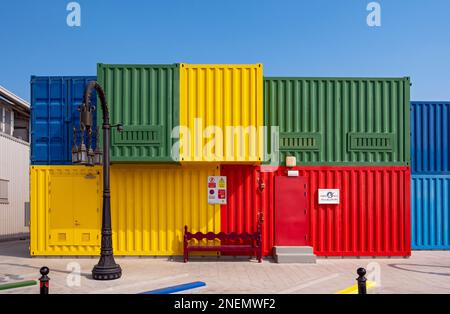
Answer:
279;133;321;151
348;133;395;151
112;126;162;146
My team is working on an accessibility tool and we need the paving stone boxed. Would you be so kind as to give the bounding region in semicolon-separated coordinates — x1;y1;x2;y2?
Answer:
1;240;450;294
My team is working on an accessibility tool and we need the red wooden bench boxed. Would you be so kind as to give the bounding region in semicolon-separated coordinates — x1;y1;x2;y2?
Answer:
183;214;263;263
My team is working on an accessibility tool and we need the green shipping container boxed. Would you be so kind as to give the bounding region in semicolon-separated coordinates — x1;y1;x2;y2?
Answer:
97;64;179;162
264;77;411;165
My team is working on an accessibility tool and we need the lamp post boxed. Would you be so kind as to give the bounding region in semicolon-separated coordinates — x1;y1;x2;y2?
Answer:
79;81;122;280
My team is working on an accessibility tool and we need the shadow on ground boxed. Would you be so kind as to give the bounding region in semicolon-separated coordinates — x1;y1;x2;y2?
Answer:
388;263;450;276
0;262;92;279
0;239;30;258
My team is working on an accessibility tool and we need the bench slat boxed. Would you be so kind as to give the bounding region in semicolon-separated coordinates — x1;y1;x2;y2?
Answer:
184;223;263;263
187;245;255;251
185;232;259;241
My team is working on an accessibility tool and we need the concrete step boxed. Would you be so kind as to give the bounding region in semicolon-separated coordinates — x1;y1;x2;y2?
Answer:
274;246;314;254
274;253;317;264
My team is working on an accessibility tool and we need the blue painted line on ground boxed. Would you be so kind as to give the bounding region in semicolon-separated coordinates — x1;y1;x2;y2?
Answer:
140;281;206;294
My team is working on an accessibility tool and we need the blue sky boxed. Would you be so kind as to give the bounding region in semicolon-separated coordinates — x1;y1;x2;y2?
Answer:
0;0;449;101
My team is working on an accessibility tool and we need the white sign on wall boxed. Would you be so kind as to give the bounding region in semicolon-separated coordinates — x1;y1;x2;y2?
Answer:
207;176;227;205
318;189;340;204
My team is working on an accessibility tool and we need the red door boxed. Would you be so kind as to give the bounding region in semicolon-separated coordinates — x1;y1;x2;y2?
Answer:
275;176;308;246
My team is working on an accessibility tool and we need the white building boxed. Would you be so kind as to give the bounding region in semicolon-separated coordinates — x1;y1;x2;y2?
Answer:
0;85;30;241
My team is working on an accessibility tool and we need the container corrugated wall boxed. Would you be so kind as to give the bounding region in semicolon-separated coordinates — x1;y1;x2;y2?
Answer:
411;175;450;249
411;102;450;174
179;64;264;163
220;165;273;255
264;78;411;165
110;164;220;255
222;165;411;257
97;64;179;162
305;166;410;256
30;166;102;256
30;164;220;256
0;133;30;240
30;76;97;165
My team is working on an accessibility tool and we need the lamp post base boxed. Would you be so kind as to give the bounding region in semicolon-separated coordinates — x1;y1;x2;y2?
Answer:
92;255;122;281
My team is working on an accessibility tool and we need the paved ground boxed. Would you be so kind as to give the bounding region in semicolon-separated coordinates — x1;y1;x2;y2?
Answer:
0;240;449;294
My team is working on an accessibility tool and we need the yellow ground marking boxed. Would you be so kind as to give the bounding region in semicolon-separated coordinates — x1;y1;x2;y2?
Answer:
335;281;377;294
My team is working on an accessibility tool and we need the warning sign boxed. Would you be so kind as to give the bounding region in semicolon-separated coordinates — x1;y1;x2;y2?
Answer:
208;176;227;205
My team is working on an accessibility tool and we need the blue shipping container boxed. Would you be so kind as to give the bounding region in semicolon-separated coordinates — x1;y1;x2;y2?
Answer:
31;76;97;164
411;102;450;174
412;175;450;250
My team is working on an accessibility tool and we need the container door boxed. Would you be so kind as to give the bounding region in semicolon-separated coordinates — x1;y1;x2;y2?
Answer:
69;78;97;159
73;173;100;246
49;175;74;245
31;78;66;163
66;78;73;163
49;78;67;163
275;176;308;246
31;78;49;163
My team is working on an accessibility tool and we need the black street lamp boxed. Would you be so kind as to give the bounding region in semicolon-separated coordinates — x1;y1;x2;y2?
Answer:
80;81;122;280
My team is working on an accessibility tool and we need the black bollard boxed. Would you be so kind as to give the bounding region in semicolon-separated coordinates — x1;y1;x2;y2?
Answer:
39;266;50;295
356;267;367;294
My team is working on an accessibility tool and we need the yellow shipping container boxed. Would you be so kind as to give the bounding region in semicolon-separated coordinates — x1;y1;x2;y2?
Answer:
179;64;264;163
111;164;220;255
30;164;220;256
30;166;102;256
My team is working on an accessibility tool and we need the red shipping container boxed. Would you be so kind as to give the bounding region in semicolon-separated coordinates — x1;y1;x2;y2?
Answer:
221;165;411;257
220;165;273;255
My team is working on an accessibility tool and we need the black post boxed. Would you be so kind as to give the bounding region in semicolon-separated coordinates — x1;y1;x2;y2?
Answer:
84;81;122;281
39;266;50;294
356;267;367;294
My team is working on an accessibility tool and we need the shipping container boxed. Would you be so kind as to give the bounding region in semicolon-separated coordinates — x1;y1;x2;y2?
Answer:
221;165;411;257
0;133;30;240
110;164;220;255
220;165;273;255
179;64;264;163
411;102;450;174
97;64;179;162
30;166;102;256
30;164;220;256
264;78;411;166
30;76;97;165
411;175;450;249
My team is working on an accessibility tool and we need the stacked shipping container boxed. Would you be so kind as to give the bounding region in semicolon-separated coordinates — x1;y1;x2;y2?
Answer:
30;76;101;255
411;102;450;250
263;78;411;165
179;64;264;162
221;77;411;257
29;68;413;258
222;165;411;257
30;64;264;256
30;76;97;165
97;64;180;163
30;166;102;255
30;164;221;255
